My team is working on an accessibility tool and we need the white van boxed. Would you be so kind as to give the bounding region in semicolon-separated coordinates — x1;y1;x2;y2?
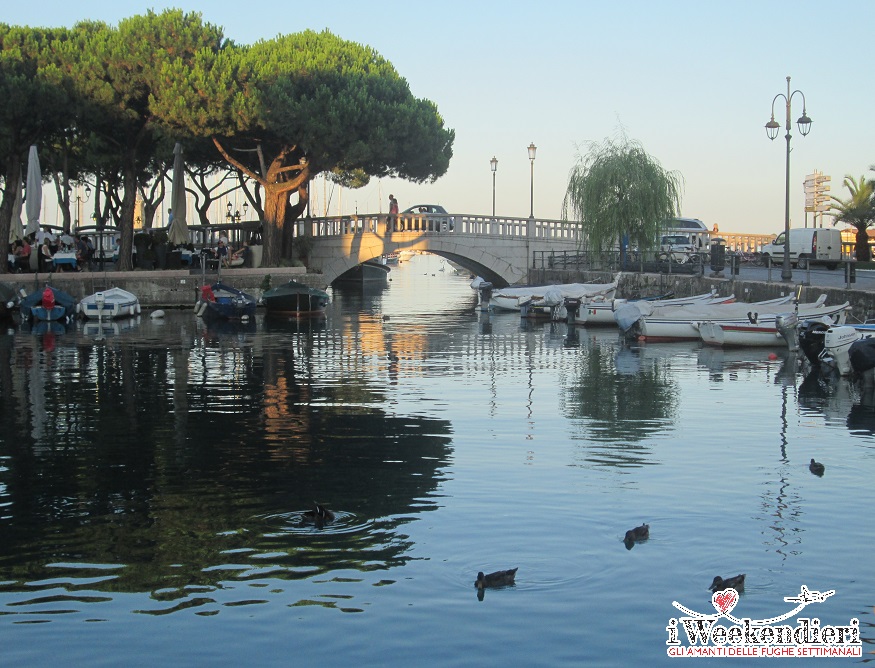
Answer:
761;228;842;270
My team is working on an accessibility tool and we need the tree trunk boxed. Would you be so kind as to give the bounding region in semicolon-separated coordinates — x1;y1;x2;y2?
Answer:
262;184;285;267
116;156;138;271
0;156;22;275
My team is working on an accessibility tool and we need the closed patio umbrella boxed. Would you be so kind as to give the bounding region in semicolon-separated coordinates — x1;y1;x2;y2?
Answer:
168;143;189;246
25;145;42;237
9;176;24;243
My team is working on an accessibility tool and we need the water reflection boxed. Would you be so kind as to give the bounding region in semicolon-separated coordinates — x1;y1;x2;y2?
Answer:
565;335;679;467
0;313;453;614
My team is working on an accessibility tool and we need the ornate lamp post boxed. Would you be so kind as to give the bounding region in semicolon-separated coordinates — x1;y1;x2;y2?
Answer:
72;184;91;229
527;143;537;219
490;156;498;217
226;201;242;223
765;76;812;281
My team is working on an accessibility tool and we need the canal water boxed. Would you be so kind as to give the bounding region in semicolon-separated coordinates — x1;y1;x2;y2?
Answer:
1;253;873;666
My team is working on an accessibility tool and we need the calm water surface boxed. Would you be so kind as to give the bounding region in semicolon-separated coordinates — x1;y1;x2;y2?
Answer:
1;254;873;666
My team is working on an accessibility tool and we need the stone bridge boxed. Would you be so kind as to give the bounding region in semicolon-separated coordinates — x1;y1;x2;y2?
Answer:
302;213;581;287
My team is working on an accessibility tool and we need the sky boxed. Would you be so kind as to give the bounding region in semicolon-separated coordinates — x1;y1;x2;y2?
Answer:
6;1;875;235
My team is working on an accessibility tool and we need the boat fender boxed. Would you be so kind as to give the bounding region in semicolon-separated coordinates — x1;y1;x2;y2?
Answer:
747;311;758;324
151;310;165;319
42;287;55;310
135;303;141;315
196;302;208;318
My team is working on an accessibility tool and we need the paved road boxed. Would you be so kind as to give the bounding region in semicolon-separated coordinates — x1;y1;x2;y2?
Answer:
725;262;874;292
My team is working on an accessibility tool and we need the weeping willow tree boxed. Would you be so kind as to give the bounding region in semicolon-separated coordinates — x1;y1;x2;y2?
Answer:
562;135;683;253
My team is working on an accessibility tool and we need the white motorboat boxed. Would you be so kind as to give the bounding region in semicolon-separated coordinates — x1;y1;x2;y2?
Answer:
78;287;141;320
578;290;732;326
625;294;818;342
489;275;620;315
698;304;850;347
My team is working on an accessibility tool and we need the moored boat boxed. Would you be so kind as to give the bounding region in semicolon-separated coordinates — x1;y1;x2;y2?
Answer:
697;303;849;348
627;294;830;342
578;290;730;326
335;260;390;286
262;280;329;317
490;275;619;315
77;287;141;320
20;286;76;322
195;282;257;321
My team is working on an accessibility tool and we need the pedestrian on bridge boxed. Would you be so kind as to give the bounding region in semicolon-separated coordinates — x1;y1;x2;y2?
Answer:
388;194;399;232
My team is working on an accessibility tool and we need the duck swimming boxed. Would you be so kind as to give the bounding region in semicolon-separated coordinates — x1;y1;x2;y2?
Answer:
624;523;649;543
475;568;518;589
709;574;745;592
809;459;825;476
301;502;335;526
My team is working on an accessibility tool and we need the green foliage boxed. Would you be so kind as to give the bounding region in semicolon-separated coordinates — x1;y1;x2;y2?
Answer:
328;167;370;189
563;134;682;254
259;274;271;292
829;174;875;261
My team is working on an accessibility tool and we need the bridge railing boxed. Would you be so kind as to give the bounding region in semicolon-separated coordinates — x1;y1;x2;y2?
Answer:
299;213;583;241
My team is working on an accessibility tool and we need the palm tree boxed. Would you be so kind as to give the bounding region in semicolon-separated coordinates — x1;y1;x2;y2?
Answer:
829;174;875;261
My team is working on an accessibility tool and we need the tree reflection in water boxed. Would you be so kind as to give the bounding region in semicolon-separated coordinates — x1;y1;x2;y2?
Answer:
563;337;678;468
0;314;452;607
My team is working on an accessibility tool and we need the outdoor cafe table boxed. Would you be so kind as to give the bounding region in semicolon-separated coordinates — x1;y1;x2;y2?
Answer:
52;251;78;269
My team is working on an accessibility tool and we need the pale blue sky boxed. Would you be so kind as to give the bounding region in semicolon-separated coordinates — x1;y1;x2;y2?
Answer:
7;1;874;234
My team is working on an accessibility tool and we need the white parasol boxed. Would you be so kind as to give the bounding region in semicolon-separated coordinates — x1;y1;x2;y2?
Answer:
168;143;189;245
24;145;42;236
9;175;24;242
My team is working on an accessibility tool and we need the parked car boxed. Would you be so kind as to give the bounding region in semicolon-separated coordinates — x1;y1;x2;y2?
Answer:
761;227;842;269
659;234;700;262
402;204;454;231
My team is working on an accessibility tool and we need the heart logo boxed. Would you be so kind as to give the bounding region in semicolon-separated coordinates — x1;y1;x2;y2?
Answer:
712;589;739;615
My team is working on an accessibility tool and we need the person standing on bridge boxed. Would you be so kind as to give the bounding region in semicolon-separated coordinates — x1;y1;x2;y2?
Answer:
388;194;399;232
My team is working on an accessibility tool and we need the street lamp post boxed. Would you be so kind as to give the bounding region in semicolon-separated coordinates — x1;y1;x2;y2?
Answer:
765;76;812;281
490;156;498;217
71;184;91;230
527;143;537;219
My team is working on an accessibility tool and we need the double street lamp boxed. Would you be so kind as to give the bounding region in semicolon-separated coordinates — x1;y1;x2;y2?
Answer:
765;76;812;281
226;200;249;223
490;156;498;217
527;143;537;219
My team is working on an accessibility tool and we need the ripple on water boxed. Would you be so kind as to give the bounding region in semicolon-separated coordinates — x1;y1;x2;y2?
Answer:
257;510;374;537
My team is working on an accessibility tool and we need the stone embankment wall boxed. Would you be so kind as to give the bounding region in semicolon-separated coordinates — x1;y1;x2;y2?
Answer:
531;269;875;323
0;267;326;308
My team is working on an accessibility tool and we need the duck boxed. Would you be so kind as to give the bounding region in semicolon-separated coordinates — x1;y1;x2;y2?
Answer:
301;502;335;525
624;523;649;543
809;458;825;476
709;574;745;592
475;568;518;589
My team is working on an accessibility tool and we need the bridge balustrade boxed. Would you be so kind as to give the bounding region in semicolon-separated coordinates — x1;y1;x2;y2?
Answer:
299;213;582;242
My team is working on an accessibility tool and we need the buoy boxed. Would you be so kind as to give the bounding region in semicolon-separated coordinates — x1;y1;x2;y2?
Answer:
150;310;165;319
768;352;778;361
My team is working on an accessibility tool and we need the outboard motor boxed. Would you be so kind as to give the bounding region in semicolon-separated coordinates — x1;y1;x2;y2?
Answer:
797;319;831;365
477;281;493;311
564;297;582;325
776;313;800;352
821;326;863;376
